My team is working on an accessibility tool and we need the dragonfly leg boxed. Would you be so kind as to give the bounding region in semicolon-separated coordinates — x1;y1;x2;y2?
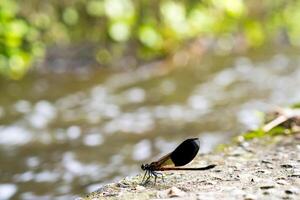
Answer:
142;170;152;185
152;171;164;183
152;172;157;184
155;172;164;182
141;171;148;183
141;170;149;185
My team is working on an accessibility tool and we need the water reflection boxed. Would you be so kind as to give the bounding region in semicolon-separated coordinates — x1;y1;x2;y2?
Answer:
0;126;34;145
132;139;152;161
0;184;17;199
0;51;300;199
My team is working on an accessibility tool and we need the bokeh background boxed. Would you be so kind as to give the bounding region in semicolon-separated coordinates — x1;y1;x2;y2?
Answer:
1;0;300;199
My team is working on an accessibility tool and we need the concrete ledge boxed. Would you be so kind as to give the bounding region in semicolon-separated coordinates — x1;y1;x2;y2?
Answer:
81;134;300;200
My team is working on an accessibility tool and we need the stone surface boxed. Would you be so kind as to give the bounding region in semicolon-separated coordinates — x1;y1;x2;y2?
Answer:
83;135;300;200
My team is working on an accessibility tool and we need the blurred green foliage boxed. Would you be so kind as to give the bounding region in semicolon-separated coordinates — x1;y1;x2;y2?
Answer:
242;126;288;140
0;0;44;79
2;0;300;79
292;103;300;108
241;105;300;140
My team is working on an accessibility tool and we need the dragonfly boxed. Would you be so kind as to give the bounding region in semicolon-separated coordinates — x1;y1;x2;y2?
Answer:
141;138;216;184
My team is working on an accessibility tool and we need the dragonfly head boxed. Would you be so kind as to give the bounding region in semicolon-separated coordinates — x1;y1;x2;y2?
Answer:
141;164;149;170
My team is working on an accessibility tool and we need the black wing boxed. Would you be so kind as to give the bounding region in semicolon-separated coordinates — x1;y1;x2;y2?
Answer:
170;138;200;166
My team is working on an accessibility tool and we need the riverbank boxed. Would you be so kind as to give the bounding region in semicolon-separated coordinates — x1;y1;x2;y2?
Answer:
81;108;300;200
83;134;300;200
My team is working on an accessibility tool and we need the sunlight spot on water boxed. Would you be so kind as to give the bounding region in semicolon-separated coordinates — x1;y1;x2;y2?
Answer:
26;157;40;168
168;105;185;120
0;126;32;145
62;152;101;177
213;68;237;87
28;100;57;129
35;171;60;182
104;105;121;118
123;87;146;103
187;95;211;111
0;184;17;199
103;112;154;134
66;126;81;140
154;138;178;155
90;86;108;100
132;139;152;161
14;171;34;182
14;100;32;114
83;133;103;146
199;133;227;153
63;152;85;175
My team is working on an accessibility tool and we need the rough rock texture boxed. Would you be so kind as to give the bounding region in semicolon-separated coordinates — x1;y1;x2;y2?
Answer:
82;134;300;200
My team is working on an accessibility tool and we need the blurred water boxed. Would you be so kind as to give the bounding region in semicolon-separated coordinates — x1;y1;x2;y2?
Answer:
0;49;300;199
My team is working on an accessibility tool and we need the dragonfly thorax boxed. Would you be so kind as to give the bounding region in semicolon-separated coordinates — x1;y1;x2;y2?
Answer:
141;163;156;171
